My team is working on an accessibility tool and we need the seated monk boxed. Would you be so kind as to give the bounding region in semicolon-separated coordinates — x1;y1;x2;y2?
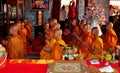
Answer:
24;18;33;45
48;19;58;39
90;27;103;59
51;29;66;60
103;22;118;53
52;23;61;31
49;18;57;29
18;22;27;43
68;18;81;47
40;34;56;59
74;24;92;60
6;23;27;59
79;19;87;35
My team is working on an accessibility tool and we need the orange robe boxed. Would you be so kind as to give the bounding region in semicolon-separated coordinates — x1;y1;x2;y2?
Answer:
51;39;66;61
6;35;27;59
49;29;54;38
19;28;27;43
90;37;103;59
104;29;118;52
68;26;81;47
25;23;33;44
79;32;92;60
40;39;56;59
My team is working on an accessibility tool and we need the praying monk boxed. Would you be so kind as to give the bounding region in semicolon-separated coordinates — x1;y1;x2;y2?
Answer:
24;18;33;45
103;22;118;53
74;27;103;60
40;34;56;59
68;18;81;47
74;24;93;60
90;27;103;59
18;22;27;43
6;23;27;59
51;29;66;60
49;19;58;39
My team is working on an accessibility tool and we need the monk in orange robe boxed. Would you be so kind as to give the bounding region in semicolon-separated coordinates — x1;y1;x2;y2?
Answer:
49;18;57;29
6;23;27;59
74;24;92;60
40;34;56;59
18;22;27;43
24;18;33;45
90;27;103;59
74;26;103;60
68;18;81;47
51;29;66;60
103;22;118;53
48;19;58;39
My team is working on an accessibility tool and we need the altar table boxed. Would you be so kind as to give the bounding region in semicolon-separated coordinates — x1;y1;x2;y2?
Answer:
0;59;120;73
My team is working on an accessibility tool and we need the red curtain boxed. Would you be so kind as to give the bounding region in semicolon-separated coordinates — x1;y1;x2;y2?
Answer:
51;0;61;22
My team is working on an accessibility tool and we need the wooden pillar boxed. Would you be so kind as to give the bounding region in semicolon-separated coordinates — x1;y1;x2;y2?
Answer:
51;0;61;22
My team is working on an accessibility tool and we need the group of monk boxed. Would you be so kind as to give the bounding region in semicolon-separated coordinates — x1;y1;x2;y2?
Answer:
68;18;118;60
3;17;118;60
5;18;33;59
40;18;118;60
40;19;66;60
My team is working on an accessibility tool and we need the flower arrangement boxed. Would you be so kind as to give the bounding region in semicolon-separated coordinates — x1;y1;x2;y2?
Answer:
85;3;107;24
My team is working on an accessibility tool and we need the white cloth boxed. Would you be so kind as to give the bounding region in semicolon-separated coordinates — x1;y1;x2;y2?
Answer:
90;17;103;36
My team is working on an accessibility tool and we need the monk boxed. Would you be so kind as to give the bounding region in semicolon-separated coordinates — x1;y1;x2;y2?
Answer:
103;22;118;53
75;24;92;60
18;22;27;43
24;18;33;45
52;23;61;31
49;19;58;39
68;18;81;47
6;23;27;59
40;34;56;59
51;29;66;60
49;18;57;29
90;27;103;59
44;23;50;35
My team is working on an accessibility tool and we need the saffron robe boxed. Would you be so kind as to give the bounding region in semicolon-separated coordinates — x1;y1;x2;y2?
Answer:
104;29;118;52
51;39;66;61
79;32;92;60
19;28;27;43
40;39;56;59
90;37;103;59
6;35;27;59
68;26;81;47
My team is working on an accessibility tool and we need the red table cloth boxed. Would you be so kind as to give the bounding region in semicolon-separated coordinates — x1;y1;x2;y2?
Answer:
0;59;120;73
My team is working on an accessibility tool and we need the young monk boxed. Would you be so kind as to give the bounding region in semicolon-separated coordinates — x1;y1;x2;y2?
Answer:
40;34;56;59
90;27;103;59
51;29;66;60
18;22;27;43
103;22;118;53
68;18;81;47
49;19;58;39
79;19;87;31
52;23;61;31
6;23;27;59
44;23;50;35
24;18;33;45
49;18;57;29
71;18;80;34
74;24;93;60
74;27;103;60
